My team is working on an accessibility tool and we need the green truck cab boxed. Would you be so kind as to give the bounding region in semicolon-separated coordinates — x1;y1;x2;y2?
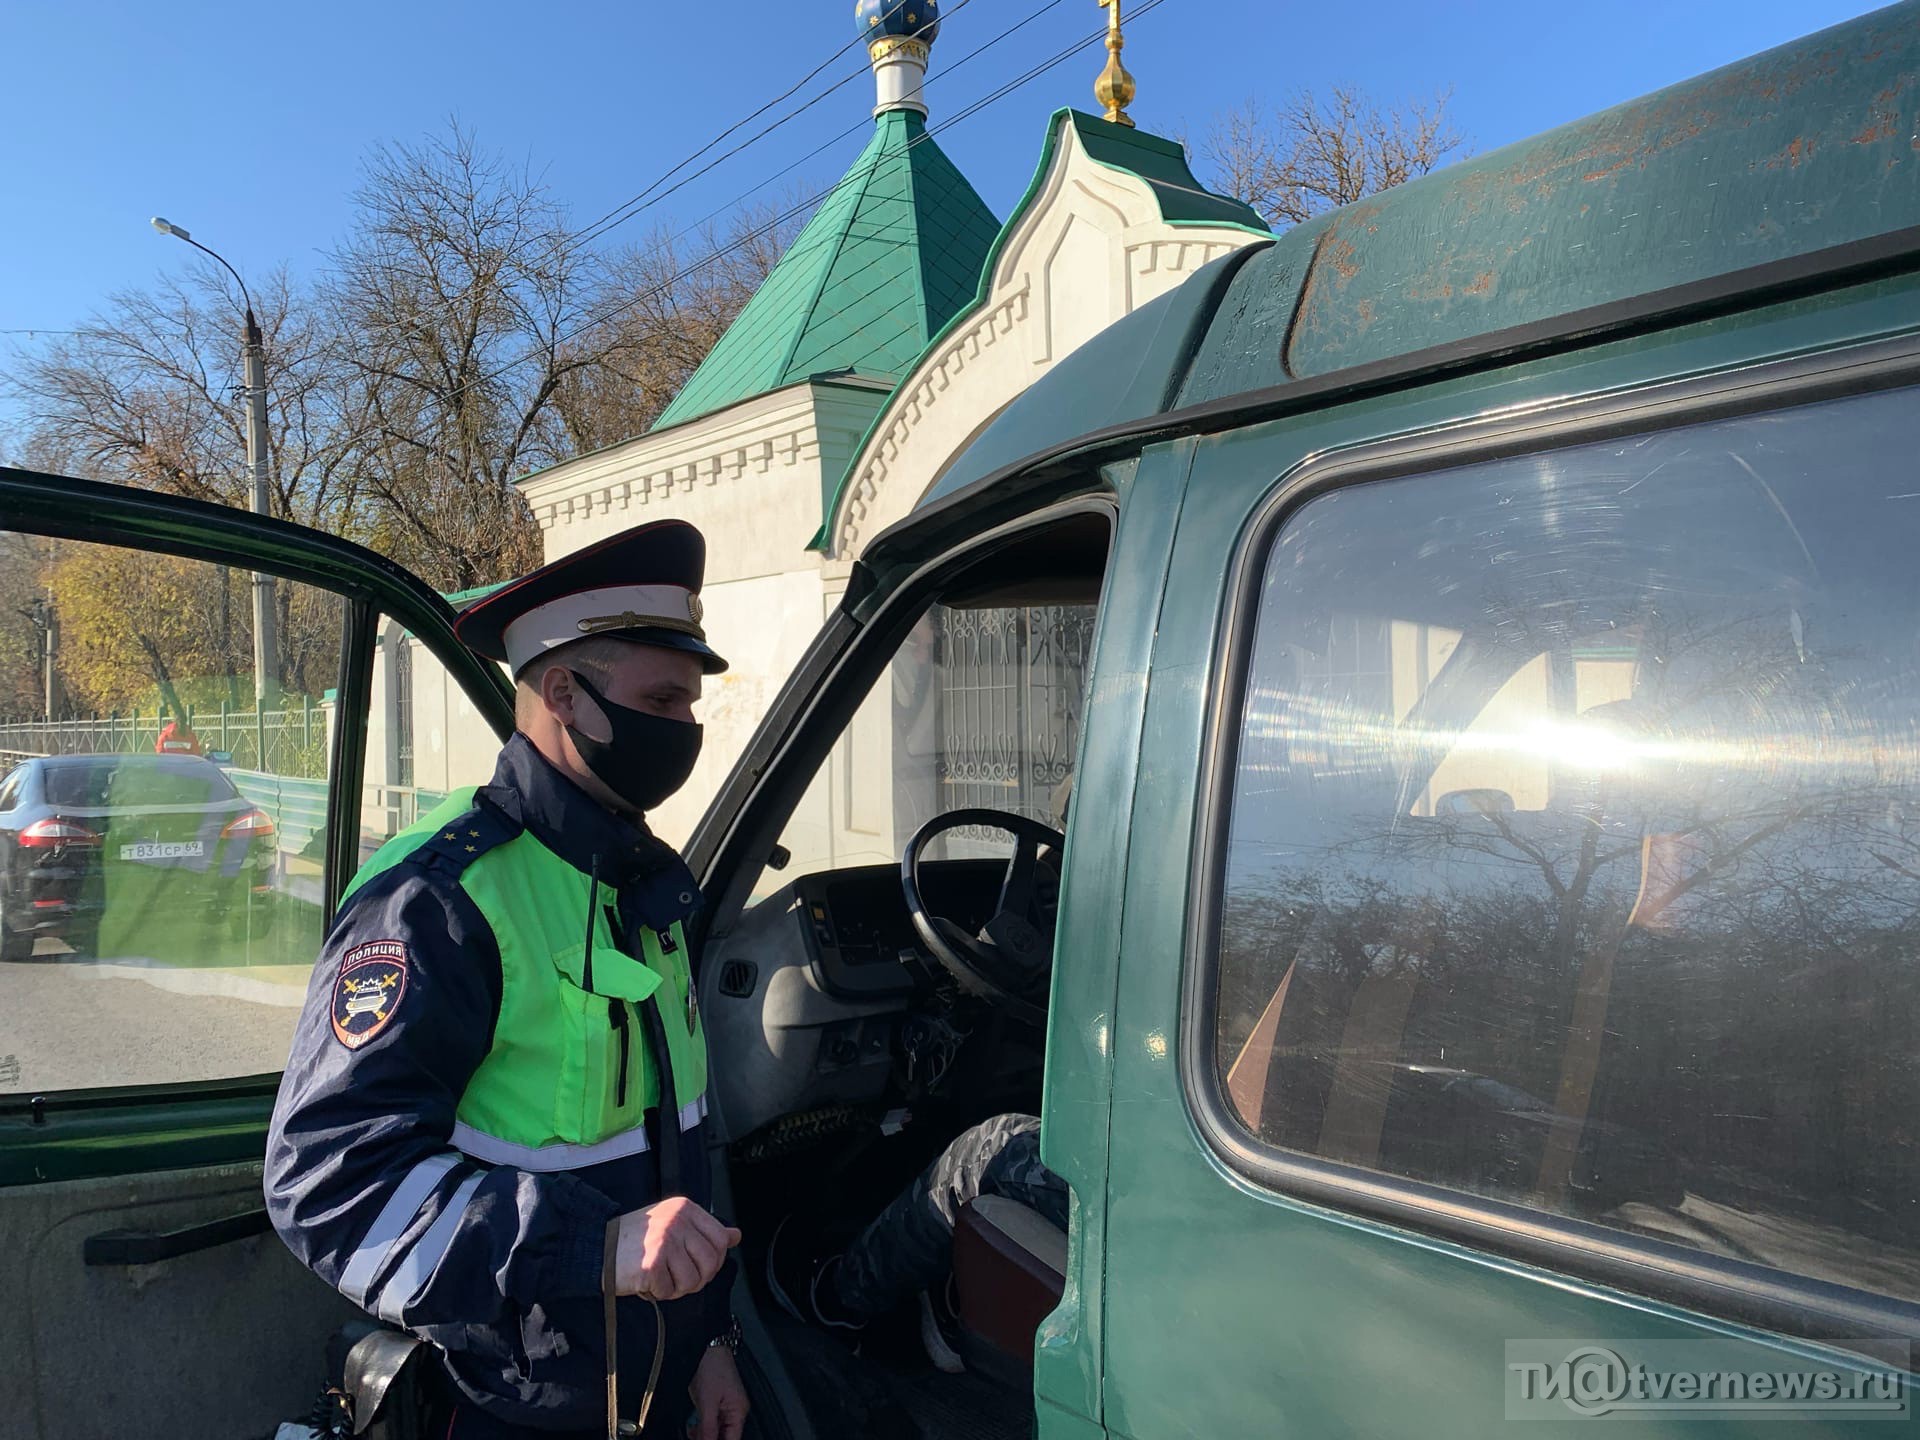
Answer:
4;4;1918;1434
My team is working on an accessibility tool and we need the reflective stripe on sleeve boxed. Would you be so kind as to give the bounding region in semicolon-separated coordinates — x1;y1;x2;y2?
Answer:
373;1167;487;1324
451;1121;652;1170
449;1095;707;1173
337;1153;461;1307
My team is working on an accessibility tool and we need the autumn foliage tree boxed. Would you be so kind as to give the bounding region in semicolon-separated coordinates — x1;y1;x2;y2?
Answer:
42;545;339;716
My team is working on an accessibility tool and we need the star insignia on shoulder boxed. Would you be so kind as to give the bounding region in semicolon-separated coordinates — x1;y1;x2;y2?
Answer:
465;844;477;853
443;832;458;841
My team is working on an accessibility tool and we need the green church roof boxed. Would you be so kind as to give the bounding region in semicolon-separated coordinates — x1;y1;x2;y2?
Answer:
809;109;1267;548
1064;111;1266;230
651;110;999;433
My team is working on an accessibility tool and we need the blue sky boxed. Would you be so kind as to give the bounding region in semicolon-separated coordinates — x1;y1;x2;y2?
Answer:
0;0;1881;359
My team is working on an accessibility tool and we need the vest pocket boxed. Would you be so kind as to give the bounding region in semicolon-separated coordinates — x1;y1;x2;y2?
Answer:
547;970;606;1143
549;940;662;1140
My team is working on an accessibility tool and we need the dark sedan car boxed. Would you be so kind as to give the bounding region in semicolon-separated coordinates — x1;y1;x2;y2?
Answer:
0;753;278;961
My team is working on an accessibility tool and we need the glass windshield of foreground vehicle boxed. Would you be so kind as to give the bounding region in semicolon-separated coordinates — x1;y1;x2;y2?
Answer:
1212;384;1920;1304
756;599;1096;900
0;535;347;1093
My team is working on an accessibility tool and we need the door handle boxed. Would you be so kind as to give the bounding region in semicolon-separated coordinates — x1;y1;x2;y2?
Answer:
83;1206;271;1265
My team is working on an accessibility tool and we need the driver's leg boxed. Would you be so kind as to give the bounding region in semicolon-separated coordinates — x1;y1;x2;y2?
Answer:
769;1113;1066;1335
834;1113;1063;1319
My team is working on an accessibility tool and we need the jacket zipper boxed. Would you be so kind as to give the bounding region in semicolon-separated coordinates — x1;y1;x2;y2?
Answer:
584;859;632;1110
608;998;631;1109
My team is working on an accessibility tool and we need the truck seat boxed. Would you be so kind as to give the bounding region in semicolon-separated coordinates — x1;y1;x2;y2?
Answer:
950;1195;1067;1371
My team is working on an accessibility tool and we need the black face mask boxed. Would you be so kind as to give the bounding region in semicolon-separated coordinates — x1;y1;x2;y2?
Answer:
564;669;703;815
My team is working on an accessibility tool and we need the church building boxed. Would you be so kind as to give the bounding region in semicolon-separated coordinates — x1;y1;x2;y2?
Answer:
377;0;1265;846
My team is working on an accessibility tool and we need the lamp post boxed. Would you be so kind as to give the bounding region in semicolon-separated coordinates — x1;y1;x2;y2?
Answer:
150;216;277;709
21;597;57;722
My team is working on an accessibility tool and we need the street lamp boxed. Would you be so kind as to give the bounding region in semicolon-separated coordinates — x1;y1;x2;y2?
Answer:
150;216;278;709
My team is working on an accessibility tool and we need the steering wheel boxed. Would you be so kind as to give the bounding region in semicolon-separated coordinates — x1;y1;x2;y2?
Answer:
901;808;1065;1026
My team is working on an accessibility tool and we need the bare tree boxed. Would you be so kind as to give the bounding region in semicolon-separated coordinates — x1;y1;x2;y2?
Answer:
553;195;813;452
1199;87;1467;228
3;119;796;597
4;271;371;702
4;267;364;532
326;126;590;588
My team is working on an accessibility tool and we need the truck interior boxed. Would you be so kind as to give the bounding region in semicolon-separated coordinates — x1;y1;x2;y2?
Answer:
693;504;1112;1438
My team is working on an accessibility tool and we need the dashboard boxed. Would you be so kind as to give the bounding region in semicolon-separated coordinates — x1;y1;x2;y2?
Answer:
795;858;1010;999
698;855;1042;1140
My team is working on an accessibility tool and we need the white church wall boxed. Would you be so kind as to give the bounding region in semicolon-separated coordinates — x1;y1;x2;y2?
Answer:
828;120;1263;559
357;621;503;853
402;637;500;798
644;564;826;847
368;621;395;791
514;378;891;846
522;380;888;582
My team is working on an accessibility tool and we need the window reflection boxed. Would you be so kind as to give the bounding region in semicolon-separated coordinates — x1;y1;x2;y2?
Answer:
1215;387;1920;1302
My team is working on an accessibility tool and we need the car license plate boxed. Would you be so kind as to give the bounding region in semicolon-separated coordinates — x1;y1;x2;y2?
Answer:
118;841;205;861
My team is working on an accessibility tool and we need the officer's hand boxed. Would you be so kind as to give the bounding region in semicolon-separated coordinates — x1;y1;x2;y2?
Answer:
687;1345;749;1440
612;1197;741;1300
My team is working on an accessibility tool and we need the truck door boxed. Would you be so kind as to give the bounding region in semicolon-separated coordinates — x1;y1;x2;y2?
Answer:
1099;330;1920;1435
0;467;514;1439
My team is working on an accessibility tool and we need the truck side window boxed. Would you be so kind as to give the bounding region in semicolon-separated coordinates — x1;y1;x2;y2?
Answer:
1211;384;1920;1305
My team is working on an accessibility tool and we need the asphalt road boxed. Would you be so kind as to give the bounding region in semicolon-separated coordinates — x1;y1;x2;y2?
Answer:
0;943;307;1093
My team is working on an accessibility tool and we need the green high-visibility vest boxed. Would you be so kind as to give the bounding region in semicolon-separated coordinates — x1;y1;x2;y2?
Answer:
344;788;708;1171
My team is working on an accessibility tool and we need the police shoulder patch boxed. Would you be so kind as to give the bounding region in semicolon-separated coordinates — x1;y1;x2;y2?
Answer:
331;940;410;1049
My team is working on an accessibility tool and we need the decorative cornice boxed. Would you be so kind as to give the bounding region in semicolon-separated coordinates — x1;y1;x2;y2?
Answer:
532;423;818;531
1127;236;1239;280
834;287;1027;554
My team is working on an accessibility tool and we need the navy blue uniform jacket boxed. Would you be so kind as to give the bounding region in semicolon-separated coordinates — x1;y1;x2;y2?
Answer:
265;735;732;1432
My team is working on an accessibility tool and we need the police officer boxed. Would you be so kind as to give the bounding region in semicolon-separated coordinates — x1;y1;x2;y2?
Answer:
266;520;749;1440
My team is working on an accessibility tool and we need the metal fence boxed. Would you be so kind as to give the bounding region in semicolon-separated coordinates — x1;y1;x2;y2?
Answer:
0;702;330;780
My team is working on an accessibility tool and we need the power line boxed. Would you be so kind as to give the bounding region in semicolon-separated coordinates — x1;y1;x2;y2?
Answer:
569;26;877;242
557;0;1163;359
567;0;976;256
423;0;1153;415
621;0;1070;260
315;0;1044;363
325;4;957;328
567;0;1078;261
620;0;1227;406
